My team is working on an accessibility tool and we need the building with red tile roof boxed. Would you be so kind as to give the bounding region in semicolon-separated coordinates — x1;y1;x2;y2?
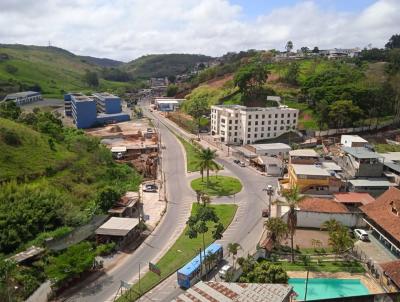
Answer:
380;260;400;290
299;197;349;213
334;192;375;206
360;187;400;257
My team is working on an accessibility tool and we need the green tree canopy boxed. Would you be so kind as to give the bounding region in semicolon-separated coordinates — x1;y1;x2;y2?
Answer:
83;70;99;87
0;101;21;120
233;62;269;95
96;187;122;212
264;217;288;248
240;261;288;284
385;34;400;49
328;100;364;128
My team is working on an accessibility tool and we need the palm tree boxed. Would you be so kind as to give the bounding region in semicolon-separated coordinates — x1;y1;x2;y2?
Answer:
264;217;288;248
197;148;218;185
321;219;341;234
203;250;218;278
280;186;304;262
227;243;241;269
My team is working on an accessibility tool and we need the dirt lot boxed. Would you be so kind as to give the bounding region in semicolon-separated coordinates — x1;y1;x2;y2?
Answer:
282;229;330;248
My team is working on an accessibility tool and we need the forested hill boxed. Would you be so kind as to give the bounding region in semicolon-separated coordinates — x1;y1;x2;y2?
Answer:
122;53;213;78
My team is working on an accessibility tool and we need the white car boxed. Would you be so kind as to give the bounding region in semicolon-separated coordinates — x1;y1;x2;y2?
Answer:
354;229;369;241
218;264;233;279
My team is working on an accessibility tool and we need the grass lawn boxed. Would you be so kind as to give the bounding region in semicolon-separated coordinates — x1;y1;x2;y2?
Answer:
191;176;242;196
283;100;319;130
374;143;400;153
279;261;365;273
177;136;202;172
118;203;237;302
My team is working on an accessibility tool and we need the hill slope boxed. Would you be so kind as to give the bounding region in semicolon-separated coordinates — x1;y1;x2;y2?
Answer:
123;53;213;78
0;44;130;98
79;55;124;67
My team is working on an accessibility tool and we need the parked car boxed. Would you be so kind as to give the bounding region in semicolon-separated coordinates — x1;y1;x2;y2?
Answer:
219;264;233;279
233;159;240;164
144;184;158;192
238;161;246;167
354;229;369;241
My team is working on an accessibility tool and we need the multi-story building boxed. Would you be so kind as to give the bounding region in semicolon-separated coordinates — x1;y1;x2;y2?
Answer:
337;147;384;178
64;92;130;129
210;104;299;145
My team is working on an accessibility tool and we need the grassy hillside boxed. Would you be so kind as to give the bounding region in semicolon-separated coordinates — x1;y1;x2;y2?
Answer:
123;54;213;78
0;44;133;98
0;118;74;181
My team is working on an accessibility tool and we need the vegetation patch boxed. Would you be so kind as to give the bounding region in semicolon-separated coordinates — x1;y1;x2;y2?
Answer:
117;203;237;302
279;260;365;273
374;143;400;153
191;176;242;196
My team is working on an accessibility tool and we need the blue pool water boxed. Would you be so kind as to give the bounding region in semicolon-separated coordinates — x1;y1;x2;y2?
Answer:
289;278;370;301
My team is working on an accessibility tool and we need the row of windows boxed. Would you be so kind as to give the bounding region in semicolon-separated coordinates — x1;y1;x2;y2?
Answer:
248;113;297;119
226;125;296;132
247;120;296;126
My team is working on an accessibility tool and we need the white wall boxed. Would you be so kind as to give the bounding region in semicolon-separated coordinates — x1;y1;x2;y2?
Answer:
282;210;366;228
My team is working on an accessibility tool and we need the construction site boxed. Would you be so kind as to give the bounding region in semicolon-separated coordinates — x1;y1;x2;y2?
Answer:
86;120;159;179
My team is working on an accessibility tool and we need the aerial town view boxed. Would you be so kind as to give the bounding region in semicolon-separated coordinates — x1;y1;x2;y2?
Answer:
1;1;400;302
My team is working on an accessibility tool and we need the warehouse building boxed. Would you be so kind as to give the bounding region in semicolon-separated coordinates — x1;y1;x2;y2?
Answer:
211;104;298;145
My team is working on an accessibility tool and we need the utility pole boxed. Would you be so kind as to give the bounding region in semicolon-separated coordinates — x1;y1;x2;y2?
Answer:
304;270;310;301
199;247;203;279
265;185;274;218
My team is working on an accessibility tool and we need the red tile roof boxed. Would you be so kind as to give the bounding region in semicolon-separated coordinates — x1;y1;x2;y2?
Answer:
380;260;400;288
334;192;375;205
360;187;400;243
299;198;349;213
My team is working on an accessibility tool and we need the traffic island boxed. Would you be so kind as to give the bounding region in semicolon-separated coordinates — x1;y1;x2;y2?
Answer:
191;176;242;196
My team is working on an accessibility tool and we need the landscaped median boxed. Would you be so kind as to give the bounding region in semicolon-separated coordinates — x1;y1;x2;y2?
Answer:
117;203;237;302
177;136;203;172
191;176;242;196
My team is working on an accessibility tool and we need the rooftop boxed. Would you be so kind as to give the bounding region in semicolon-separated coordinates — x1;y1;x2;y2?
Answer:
256;156;282;165
361;187;400;243
9;246;45;263
211;104;297;112
380;260;400;288
333;192;375;205
172;281;293;302
4;91;41;100
95;217;139;236
249;143;291;151
348;178;397;187
342;147;381;159
289;149;319;157
299;197;349;213
92;92;119;99
321;161;342;171
156;100;179;104
341;135;368;143
291;164;331;177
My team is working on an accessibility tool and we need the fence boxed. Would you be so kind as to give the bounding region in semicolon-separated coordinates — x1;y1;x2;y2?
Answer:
314;121;393;137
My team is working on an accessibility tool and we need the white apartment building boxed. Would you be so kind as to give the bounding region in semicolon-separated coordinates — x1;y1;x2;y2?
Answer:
211;104;299;145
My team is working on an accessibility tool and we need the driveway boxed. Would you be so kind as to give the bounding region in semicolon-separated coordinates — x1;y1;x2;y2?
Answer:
354;232;398;264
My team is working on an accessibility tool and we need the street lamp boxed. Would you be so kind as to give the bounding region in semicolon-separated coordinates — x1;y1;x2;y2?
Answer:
265;185;274;218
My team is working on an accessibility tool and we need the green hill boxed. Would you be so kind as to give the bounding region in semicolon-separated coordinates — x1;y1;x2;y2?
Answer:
123;53;213;78
0;44;132;98
0;117;74;181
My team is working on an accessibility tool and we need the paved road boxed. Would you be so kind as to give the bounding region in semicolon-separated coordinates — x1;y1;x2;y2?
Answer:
60;107;194;302
138;108;278;302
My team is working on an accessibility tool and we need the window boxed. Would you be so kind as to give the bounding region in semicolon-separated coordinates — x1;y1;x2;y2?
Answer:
249;115;252;119
255;121;258;125
280;126;284;130
262;121;265;125
248;128;251;132
268;127;271;131
274;120;277;125
255;128;258;131
235;113;238;117
261;127;264;131
234;126;238;130
234;132;237;136
275;114;278;118
221;118;226;123
281;114;284;118
268;121;271;125
287;120;290;124
255;114;258;119
247;140;250;144
262;114;265;118
248;121;251;126
294;113;297;117
235;120;238;124
229;126;232;130
261;133;264;137
247;134;250;138
234;138;237;142
254;134;257;138
274;126;277;130
268;114;271;118
267;133;270;137
229;120;232;124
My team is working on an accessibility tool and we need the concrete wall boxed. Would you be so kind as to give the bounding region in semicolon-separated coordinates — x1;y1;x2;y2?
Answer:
26;280;52;302
285;210;366;228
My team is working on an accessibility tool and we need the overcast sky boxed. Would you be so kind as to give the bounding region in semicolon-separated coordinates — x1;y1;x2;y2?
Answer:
0;0;399;62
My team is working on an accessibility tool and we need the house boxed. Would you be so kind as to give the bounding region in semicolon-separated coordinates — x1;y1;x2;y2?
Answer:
108;192;140;218
341;135;368;148
289;149;319;165
95;217;140;247
64;92;130;129
333;192;375;208
348;179;397;197
155;98;185;112
250;156;283;176
172;281;293;302
210;104;299;145
379;152;400;185
360;187;400;257
338;147;384;178
245;143;291;158
287;164;342;194
292;197;364;228
321;161;342;173
380;260;400;291
2;91;42;105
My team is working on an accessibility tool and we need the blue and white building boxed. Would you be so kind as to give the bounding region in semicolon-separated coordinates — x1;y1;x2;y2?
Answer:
64;92;130;129
3;91;42;105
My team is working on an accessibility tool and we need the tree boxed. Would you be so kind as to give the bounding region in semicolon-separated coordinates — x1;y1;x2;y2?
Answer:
227;243;241;269
264;217;288;248
312;46;319;54
280;186;304;262
185;95;209;138
0;258;16;302
300;47;309;55
284;62;300;85
96;187;121;212
285;41;294;55
321;219;341;233
197;148;218;185
328;100;364;128
240;261;288;284
5;65;18;74
327;224;354;257
233;62;269;95
387;49;400;74
83;70;99;87
316;100;329;130
385;34;400;49
186;205;223;267
166;84;178;97
0;100;21;120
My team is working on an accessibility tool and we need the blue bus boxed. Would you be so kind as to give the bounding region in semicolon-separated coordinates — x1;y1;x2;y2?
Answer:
177;243;223;289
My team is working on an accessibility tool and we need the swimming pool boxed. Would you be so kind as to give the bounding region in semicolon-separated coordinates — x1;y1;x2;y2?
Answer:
289;278;370;301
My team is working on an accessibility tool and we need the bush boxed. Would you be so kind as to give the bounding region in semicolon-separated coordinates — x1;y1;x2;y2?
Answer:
96;242;117;256
0;128;21;146
5;64;18;74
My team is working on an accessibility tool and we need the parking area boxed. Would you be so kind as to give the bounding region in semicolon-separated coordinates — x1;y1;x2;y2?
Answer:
282;229;330;249
354;231;398;264
141;181;166;231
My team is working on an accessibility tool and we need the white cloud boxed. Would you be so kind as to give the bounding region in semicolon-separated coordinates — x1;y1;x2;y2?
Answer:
0;0;399;61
